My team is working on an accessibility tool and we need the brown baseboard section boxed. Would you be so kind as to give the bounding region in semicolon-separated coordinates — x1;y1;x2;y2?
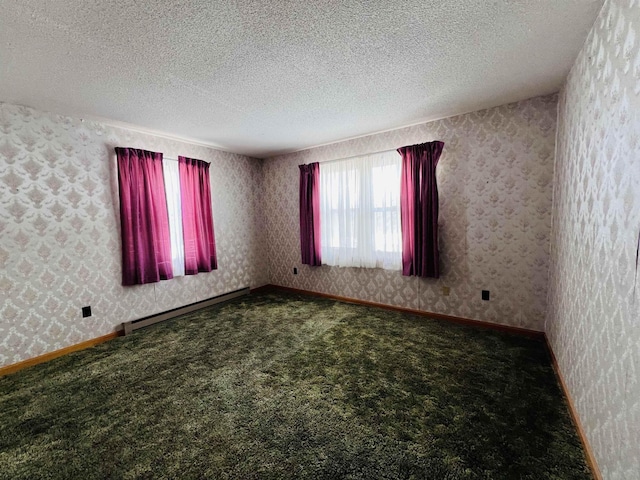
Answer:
249;284;275;295
0;286;600;479
260;285;600;478
545;335;602;480
256;284;545;339
0;332;122;377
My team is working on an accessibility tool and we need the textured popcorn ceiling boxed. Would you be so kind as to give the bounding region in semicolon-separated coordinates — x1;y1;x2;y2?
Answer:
0;0;602;158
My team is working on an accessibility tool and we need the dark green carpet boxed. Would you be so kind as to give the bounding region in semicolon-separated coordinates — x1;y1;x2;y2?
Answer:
0;291;590;479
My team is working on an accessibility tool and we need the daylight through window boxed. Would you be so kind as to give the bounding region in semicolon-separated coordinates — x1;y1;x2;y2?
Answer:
319;150;402;270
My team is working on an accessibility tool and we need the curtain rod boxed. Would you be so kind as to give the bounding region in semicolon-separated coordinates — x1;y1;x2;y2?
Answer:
302;147;400;167
163;157;211;165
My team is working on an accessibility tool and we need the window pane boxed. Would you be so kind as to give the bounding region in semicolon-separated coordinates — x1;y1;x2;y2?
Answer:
163;159;185;277
319;151;401;270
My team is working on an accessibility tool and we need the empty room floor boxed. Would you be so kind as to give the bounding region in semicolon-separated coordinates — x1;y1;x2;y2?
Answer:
0;291;590;479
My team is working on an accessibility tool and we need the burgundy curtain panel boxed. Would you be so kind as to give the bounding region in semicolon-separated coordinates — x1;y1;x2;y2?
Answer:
299;163;322;266
398;141;445;277
178;156;217;274
116;147;173;285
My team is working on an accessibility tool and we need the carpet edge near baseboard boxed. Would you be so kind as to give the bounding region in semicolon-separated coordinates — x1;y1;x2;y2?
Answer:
260;285;602;480
545;334;602;480
1;286;269;377
262;283;545;339
0;285;601;480
0;332;122;377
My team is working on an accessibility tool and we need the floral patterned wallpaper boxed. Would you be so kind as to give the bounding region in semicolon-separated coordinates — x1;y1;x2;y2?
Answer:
0;103;268;367
263;94;558;331
546;0;640;478
1;5;637;476
0;95;559;365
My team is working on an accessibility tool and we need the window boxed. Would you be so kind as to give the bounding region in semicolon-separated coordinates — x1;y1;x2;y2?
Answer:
319;151;402;270
115;148;216;286
162;159;185;277
163;156;217;277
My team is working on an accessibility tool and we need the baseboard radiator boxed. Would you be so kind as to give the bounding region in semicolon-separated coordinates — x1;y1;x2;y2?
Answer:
121;287;250;336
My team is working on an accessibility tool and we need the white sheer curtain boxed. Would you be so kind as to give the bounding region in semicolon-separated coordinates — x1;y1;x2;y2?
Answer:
162;159;185;277
319;150;402;270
